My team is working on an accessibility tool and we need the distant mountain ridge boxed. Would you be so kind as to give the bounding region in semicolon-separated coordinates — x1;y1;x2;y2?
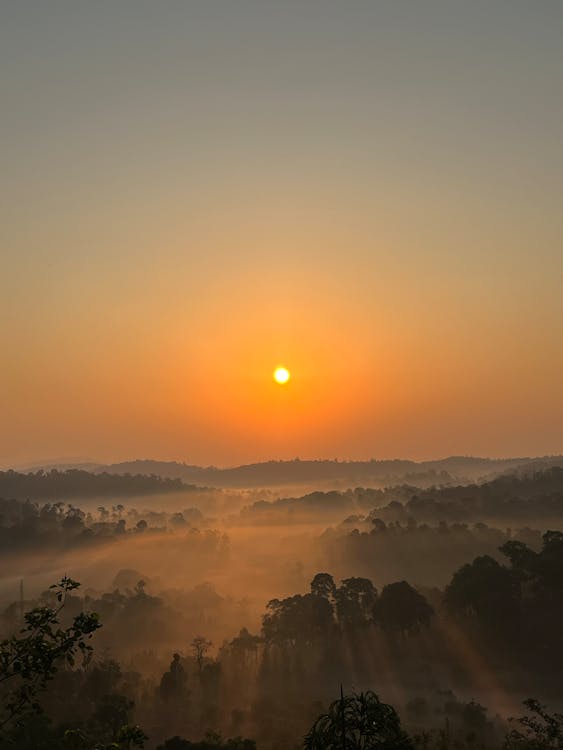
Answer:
17;455;563;489
0;468;201;500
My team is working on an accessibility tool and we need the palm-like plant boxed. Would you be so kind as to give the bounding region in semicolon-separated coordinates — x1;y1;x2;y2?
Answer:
304;689;412;750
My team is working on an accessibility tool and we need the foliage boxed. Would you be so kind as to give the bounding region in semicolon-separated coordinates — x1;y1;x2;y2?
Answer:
263;593;335;644
0;468;187;500
191;635;213;673
262;573;434;644
374;582;434;636
505;699;563;750
304;690;413;750
63;723;147;749
0;577;100;732
444;555;519;622
0;578;148;750
310;573;337;600
335;578;378;627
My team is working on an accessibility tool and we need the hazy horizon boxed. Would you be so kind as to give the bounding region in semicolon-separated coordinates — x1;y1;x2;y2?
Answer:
2;1;563;468
5;450;563;473
2;5;563;749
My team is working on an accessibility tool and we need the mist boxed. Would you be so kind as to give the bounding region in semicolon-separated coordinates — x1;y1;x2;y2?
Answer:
2;462;563;748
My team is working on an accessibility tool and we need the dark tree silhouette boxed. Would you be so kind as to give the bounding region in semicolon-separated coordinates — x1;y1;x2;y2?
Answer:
160;653;188;703
304;690;413;750
505;699;563;750
310;573;337;600
374;582;433;636
0;577;100;732
262;593;334;645
191;636;213;675
335;578;378;627
0;578;147;749
444;555;519;623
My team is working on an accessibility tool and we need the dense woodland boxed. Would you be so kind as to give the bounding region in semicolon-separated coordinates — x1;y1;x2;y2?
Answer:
0;496;214;554
19;456;563;489
0;470;198;500
1;466;563;748
239;467;563;525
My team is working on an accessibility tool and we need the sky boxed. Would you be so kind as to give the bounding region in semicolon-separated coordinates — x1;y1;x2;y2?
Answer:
1;1;563;467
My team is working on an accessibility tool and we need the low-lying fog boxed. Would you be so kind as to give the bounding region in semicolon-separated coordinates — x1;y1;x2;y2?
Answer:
2;466;563;749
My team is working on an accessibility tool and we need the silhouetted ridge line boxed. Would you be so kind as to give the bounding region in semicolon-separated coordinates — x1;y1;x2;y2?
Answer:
23;455;563;488
0;469;206;499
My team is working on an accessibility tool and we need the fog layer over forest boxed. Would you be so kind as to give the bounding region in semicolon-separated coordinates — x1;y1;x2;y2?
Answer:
2;459;563;749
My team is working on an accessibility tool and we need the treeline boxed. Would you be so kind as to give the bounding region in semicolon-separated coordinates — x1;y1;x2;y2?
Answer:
321;519;542;586
239;467;563;525
69;455;561;487
0;469;198;500
230;531;563;744
257;529;563;676
239;490;360;523
0;497;212;555
3;531;563;748
2;575;236;662
384;467;563;524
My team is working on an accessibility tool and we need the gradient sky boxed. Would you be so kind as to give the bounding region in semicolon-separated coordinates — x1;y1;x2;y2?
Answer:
1;1;563;467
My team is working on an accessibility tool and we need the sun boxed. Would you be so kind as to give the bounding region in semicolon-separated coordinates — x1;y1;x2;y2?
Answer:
273;366;290;385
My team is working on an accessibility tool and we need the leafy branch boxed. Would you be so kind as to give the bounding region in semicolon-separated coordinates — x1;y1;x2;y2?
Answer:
0;576;101;732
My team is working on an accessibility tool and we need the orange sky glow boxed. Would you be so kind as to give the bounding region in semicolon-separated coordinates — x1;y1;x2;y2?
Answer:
1;3;562;467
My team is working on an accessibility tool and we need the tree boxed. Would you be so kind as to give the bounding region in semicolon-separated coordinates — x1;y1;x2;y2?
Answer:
304;689;413;750
374;582;433;637
444;555;519;624
160;653;188;703
63;724;148;750
0;578;147;749
311;573;337;600
0;577;100;733
90;692;135;742
229;628;261;655
335;578;378;628
499;541;539;579
191;636;212;675
227;628;261;672
535;531;563;597
505;698;563;750
262;594;334;645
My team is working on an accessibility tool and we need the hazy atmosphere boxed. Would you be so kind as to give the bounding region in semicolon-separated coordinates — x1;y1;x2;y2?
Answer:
2;1;563;467
1;3;563;750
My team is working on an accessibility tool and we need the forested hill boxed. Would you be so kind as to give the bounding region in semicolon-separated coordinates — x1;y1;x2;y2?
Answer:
239;466;563;525
0;469;201;500
28;454;563;488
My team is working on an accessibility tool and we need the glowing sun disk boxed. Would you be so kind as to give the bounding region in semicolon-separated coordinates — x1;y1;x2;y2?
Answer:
273;366;290;384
